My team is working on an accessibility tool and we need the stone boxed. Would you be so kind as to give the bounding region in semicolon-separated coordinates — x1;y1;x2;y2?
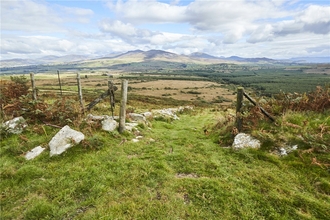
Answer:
86;114;106;121
142;112;153;119
279;148;287;156
125;122;139;131
152;108;180;120
128;113;146;122
2;116;28;134
276;145;298;156
49;125;85;156
86;114;119;121
102;117;118;131
151;106;193;121
25;146;45;160
232;133;261;149
132;136;143;142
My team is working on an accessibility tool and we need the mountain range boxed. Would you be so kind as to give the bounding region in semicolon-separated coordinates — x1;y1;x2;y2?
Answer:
1;50;329;68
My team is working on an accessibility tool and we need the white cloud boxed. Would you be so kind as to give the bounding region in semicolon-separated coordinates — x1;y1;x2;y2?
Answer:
298;5;330;24
0;34;135;59
100;19;138;37
107;0;187;23
1;0;62;32
1;0;329;60
1;0;93;32
106;0;292;44
99;18;187;45
247;4;330;43
63;6;94;17
248;24;274;43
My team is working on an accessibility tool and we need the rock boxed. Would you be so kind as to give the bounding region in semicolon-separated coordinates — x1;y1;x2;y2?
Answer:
152;108;180;120
49;125;85;156
132;136;143;142
25;146;45;160
125;122;139;131
279;148;287;156
86;114;119;121
2;116;28;134
151;106;193;121
102;117;118;131
293;145;298;149
142;112;153;119
128;113;146;122
276;145;298;156
86;114;106;121
86;114;118;131
232;133;261;149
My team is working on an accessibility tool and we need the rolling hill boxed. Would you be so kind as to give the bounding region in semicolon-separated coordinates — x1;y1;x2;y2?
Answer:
1;49;329;71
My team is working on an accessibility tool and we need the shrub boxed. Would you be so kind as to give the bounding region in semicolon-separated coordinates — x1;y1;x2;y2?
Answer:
267;85;330;114
0;76;30;108
187;90;201;95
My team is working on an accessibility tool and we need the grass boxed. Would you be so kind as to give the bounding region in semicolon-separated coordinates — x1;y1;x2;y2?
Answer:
1;107;329;219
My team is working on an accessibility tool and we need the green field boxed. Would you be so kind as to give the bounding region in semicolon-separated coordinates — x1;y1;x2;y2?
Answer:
2;62;329;97
1;107;329;219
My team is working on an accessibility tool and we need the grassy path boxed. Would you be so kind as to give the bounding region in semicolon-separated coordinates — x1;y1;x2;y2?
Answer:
1;109;329;219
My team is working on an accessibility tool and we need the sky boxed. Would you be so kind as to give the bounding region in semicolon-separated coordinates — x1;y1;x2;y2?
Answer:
1;0;330;60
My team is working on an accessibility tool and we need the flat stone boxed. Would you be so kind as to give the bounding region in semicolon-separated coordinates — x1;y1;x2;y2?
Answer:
25;146;45;160
86;114;119;121
125;122;139;131
142;112;153;118
128;113;146;122
152;109;180;120
49;125;85;156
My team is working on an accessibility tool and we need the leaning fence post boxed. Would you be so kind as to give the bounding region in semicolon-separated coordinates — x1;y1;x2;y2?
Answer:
76;72;84;114
119;80;128;133
57;70;63;96
30;72;37;101
236;87;244;132
108;80;115;118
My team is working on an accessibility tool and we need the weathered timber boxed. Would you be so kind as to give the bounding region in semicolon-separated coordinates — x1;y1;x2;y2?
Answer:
30;72;37;100
243;92;276;122
108;80;116;118
236;87;244;131
57;70;62;96
119;80;128;133
86;85;118;111
76;73;84;113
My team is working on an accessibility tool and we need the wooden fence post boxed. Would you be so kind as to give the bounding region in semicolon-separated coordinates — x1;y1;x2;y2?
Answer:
236;87;244;132
57;70;62;96
76;73;84;113
30;72;37;101
108;80;115;118
119;80;128;133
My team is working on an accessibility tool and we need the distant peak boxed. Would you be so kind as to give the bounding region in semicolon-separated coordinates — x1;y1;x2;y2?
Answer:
127;49;144;53
190;52;219;59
